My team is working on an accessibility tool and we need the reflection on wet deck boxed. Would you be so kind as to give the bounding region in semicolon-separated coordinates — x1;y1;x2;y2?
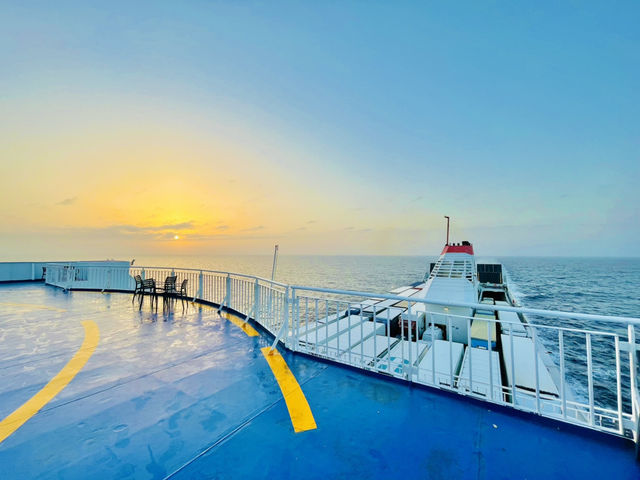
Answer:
0;284;637;479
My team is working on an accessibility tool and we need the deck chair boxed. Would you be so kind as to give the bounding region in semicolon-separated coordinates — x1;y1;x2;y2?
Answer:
156;276;177;310
132;275;143;303
176;279;188;311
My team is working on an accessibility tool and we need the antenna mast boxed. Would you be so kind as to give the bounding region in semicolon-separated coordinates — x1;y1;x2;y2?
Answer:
271;245;279;281
444;216;450;246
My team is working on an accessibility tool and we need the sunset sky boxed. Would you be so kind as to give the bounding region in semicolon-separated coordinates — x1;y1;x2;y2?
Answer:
1;2;638;259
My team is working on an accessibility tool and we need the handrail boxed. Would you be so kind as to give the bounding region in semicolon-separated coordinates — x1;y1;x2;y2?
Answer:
292;284;640;325
44;262;640;324
135;265;288;288
136;266;289;288
46;262;289;288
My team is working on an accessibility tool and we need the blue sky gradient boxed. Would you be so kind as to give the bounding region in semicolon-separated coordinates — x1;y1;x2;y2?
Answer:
0;2;638;257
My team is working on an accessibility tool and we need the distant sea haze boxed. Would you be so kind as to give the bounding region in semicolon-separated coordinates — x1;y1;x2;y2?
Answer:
133;255;640;318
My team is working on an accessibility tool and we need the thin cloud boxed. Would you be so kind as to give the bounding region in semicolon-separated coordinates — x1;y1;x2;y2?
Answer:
159;232;179;240
108;222;194;234
155;221;194;230
57;197;77;206
241;225;265;232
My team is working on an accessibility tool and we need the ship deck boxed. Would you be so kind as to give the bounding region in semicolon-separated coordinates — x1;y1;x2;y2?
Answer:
0;283;637;479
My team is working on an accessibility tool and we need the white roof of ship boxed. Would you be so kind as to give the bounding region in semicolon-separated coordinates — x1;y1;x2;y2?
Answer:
421;278;478;305
414;252;478;315
428;253;475;281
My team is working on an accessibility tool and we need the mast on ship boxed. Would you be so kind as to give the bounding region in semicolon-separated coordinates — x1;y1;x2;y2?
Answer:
416;215;478;344
444;215;450;246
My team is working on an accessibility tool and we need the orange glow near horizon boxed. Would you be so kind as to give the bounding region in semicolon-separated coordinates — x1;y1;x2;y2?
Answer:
0;97;420;257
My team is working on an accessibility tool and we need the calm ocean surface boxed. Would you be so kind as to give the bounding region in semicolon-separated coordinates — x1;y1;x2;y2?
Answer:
136;254;640;408
134;255;640;316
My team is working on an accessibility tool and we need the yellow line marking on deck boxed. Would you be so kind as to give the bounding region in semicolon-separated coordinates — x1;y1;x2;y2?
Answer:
0;302;66;312
0;320;100;444
199;305;314;432
197;304;259;337
222;312;259;337
261;347;317;433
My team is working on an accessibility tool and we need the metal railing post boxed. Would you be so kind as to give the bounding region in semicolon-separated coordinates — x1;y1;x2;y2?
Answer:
217;274;231;314
266;286;273;326
467;316;473;394
407;303;413;380
559;330;566;419
269;286;290;352
66;265;74;291
488;319;494;401
254;279;260;325
533;327;541;414
614;335;623;434
102;267;111;293
447;315;453;388
628;325;638;434
285;285;290;346
291;288;298;351
196;270;203;302
241;280;258;326
586;333;595;426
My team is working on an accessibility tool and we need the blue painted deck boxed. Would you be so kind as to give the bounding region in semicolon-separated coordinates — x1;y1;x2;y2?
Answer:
0;283;637;479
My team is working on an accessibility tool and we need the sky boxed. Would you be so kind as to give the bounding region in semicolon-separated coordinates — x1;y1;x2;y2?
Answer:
0;1;638;259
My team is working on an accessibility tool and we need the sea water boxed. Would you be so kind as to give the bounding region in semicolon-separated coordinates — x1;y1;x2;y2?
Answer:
133;255;640;315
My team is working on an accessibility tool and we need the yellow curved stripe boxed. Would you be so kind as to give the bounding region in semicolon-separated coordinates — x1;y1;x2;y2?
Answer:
194;304;259;337
261;347;317;433
0;320;100;444
202;306;313;432
221;312;259;337
0;302;66;313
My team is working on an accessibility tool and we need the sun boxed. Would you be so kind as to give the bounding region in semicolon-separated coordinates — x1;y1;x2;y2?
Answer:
173;235;180;240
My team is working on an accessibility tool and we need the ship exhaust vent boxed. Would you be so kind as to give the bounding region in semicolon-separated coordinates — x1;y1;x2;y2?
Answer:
477;264;503;284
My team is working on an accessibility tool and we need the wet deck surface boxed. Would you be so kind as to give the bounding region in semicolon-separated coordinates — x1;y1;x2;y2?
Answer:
0;283;638;479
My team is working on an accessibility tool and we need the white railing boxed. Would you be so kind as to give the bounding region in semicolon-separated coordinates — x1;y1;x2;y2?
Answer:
42;262;640;446
0;262;48;282
289;285;640;440
44;263;290;338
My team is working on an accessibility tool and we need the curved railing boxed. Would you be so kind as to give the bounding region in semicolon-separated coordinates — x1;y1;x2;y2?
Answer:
42;262;640;450
45;263;289;338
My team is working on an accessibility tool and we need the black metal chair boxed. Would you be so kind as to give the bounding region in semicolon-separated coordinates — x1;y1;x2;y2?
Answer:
160;276;177;294
136;278;156;310
132;275;143;303
176;279;188;311
155;276;177;310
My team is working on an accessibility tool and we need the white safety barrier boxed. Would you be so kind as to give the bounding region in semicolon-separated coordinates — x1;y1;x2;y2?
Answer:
42;263;640;446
